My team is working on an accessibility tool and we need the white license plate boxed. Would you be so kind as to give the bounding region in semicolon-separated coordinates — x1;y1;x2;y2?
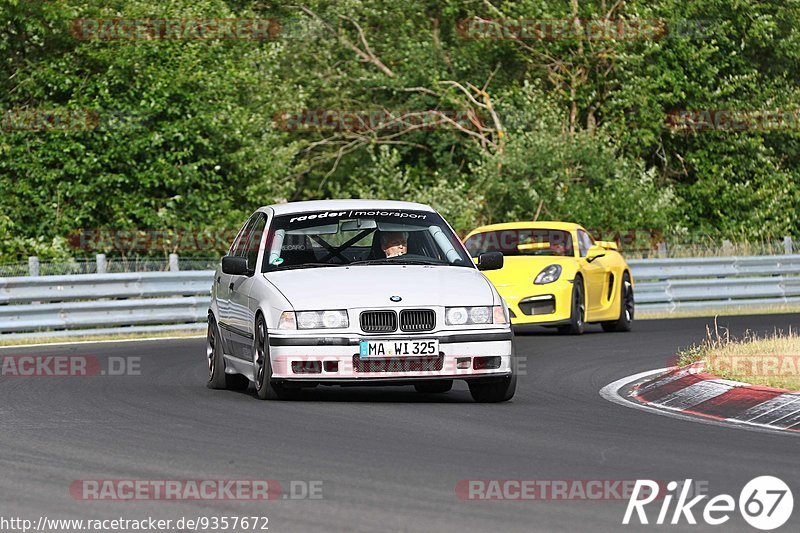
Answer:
359;339;439;358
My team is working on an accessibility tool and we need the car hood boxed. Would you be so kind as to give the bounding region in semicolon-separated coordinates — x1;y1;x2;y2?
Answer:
264;265;496;309
482;255;577;287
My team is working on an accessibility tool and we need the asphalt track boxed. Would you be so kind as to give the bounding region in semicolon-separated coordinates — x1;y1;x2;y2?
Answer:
1;314;798;533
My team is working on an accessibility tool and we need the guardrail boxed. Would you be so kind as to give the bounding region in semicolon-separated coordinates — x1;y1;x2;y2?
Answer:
629;255;800;313
1;255;799;339
0;271;214;339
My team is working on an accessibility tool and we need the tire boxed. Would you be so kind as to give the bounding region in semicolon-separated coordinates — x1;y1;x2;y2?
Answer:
206;316;249;390
557;277;585;335
227;372;250;390
468;372;516;403
414;380;453;394
253;314;298;400
601;272;634;332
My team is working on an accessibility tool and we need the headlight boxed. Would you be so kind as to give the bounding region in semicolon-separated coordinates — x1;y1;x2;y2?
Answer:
445;307;469;325
469;306;490;324
534;264;562;284
446;306;505;325
279;310;349;329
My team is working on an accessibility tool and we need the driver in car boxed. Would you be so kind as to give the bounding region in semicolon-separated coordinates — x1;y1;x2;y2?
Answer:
380;231;409;258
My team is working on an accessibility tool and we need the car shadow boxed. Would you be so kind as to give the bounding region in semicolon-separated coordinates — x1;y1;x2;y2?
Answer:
233;384;479;403
513;325;605;336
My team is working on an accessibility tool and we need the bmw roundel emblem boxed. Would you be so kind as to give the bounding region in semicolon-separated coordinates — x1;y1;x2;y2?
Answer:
390;295;402;302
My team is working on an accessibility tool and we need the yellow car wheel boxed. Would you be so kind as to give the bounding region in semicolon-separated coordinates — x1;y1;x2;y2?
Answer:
558;276;585;335
601;272;634;332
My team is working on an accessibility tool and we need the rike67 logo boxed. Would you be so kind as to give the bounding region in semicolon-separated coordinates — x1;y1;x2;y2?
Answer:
624;476;793;530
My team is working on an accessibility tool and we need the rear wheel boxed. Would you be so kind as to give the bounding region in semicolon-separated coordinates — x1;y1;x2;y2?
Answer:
558;277;585;335
601;272;634;332
254;314;298;400
206;316;249;390
414;380;453;394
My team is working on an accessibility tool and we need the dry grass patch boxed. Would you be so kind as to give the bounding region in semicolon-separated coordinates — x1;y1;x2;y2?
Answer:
678;321;800;390
638;304;800;320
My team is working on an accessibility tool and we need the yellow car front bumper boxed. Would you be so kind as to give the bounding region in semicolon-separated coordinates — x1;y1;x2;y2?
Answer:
498;279;575;326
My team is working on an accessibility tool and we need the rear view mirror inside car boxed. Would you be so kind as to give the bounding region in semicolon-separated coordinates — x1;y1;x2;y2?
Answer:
340;219;377;231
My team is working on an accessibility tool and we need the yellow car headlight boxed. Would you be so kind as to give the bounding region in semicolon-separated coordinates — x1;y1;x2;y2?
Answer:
534;264;562;284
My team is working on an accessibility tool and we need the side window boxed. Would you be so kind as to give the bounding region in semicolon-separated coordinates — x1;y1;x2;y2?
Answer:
244;214;267;270
577;230;594;257
229;215;256;257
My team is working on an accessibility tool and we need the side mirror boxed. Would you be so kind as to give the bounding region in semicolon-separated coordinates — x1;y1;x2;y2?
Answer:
585;245;606;263
477;251;504;271
222;255;250;276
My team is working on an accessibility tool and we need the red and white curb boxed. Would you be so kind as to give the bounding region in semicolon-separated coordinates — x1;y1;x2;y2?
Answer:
611;362;800;433
600;364;800;435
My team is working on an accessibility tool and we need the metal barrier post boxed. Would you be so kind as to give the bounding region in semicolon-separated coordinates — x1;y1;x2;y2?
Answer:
96;254;107;274
722;240;733;255
28;256;39;277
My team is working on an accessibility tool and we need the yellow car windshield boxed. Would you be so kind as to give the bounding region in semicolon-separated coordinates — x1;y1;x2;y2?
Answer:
465;229;574;257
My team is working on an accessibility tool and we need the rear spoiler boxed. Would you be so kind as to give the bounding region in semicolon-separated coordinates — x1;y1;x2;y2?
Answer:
596;240;618;251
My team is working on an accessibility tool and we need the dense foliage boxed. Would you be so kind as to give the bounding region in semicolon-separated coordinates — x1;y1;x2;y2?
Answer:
1;0;798;260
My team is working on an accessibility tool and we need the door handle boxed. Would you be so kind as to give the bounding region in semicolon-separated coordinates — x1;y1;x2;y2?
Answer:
229;282;235;291
216;276;220;285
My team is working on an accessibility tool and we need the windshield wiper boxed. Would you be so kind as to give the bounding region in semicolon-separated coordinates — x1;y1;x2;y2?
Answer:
269;262;344;271
347;258;444;266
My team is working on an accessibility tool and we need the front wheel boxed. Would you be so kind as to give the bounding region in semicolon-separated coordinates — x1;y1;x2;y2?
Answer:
207;316;249;390
468;373;516;403
254;314;298;400
601;272;634;332
558;277;585;335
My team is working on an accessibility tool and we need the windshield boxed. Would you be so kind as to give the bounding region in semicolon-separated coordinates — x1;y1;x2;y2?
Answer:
262;208;473;271
464;229;575;257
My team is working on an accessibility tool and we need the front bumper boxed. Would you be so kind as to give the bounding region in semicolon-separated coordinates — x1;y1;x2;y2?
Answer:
268;329;513;381
499;280;574;326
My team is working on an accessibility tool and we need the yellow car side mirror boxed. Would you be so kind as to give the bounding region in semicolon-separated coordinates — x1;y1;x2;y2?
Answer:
586;245;606;263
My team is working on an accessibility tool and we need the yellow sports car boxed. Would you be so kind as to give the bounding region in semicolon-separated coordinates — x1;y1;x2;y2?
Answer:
463;222;634;334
